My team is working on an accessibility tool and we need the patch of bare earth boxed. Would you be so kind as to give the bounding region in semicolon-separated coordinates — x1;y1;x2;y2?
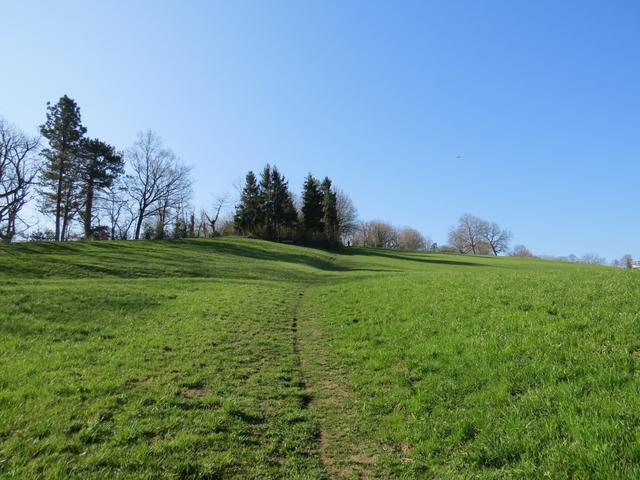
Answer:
144;431;166;443
182;386;209;398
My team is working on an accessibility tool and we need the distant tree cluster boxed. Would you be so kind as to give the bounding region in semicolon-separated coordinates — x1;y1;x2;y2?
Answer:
351;221;434;251
349;215;519;256
38;96;127;241
1;95;362;247
541;252;612;266
234;167;344;247
613;254;635;269
1;96;198;242
511;245;534;257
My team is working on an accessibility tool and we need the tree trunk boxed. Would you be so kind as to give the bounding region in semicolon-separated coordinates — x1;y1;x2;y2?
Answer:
156;205;166;239
61;202;69;241
61;182;74;241
5;207;17;243
84;180;94;239
134;213;144;240
55;161;64;241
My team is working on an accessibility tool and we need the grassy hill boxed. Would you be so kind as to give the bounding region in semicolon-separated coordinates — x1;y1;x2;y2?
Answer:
1;238;639;479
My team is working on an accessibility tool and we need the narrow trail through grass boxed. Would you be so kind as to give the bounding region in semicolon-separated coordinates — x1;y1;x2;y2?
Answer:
293;246;390;479
290;285;329;475
297;287;383;479
290;253;383;479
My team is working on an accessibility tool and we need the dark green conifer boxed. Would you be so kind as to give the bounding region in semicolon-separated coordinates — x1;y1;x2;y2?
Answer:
301;174;324;241
39;95;87;241
259;164;274;238
234;171;261;235
321;176;339;246
78;138;124;239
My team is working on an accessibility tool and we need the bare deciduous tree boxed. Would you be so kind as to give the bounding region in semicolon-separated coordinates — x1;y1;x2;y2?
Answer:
449;214;512;256
620;254;634;269
511;244;533;257
481;221;512;256
397;227;427;251
204;194;229;237
335;189;358;242
100;180;136;239
357;220;398;248
0;119;40;243
126;131;192;240
448;214;484;254
448;227;470;254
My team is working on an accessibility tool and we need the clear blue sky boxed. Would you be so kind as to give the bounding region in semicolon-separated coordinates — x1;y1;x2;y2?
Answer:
2;0;639;259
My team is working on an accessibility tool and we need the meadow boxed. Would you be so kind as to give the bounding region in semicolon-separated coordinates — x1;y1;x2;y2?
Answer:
1;238;639;478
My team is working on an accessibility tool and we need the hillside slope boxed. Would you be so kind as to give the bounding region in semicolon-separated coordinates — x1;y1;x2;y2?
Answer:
1;238;639;479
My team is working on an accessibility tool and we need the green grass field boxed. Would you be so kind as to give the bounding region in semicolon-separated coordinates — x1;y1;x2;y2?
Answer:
1;238;639;479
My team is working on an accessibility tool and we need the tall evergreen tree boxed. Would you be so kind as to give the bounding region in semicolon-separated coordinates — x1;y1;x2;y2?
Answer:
321;176;339;246
282;189;297;238
235;165;297;240
234;171;261;235
78;138;124;239
258;164;274;238
39;95;87;241
301;174;324;240
270;166;296;240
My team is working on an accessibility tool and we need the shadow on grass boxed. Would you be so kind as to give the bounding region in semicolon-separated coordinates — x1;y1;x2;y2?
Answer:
0;238;491;282
179;238;351;273
342;247;491;268
0;238;355;280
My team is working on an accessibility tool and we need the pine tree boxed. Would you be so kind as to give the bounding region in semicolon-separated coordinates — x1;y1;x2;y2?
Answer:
78;138;124;239
234;171;261;236
282;190;297;239
39;95;87;241
321;176;339;247
301;174;324;241
269;166;297;240
258;164;275;239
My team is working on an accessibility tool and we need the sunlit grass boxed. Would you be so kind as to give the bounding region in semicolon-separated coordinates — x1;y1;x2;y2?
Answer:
0;239;329;479
1;237;639;478
304;250;640;478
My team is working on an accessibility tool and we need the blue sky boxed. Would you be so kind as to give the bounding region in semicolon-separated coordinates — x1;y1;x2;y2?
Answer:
1;0;639;259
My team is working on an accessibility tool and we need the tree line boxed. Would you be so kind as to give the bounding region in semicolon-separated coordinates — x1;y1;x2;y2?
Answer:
352;215;515;256
1;96;200;242
0;95;357;246
0;95;516;254
9;94;627;262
